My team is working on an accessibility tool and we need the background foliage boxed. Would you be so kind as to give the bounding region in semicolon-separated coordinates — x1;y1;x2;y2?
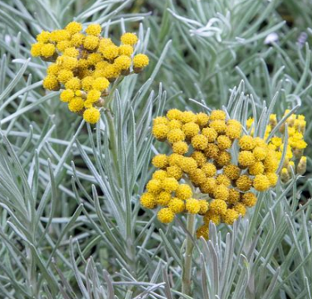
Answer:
0;0;311;298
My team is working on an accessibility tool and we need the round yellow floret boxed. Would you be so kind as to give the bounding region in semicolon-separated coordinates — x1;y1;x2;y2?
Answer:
185;198;200;214
182;122;200;138
168;198;185;213
166;165;183;180
83;35;99;50
213;184;229;201
57;40;71;51
60;57;78;70
239;135;255;151
204;144;219;159
68;97;84;113
140;193;156;209
133;54;149;68
92;77;110;91
167;129;185;143
156;191;171;206
60;89;74;102
65;77;81;90
253;174;271;191
242;192;257;207
114;55;132;71
103;64;120;79
226;124;242;139
179;157;198;173
223;164;240;180
189;169;206;185
86;90;101;103
217;135;232;150
102;45;119;60
43;75;59;91
235;175;252;191
31;42;43;57
181;111;196;123
203;210;220;225
152;170;168;181
227;188;241;204
36;31;51;43
167;109;182;121
216;151;231;166
216;175;231;187
233;203;246;216
146;179;161;194
201;163;217;177
121;32;138;45
209;120;227;134
153;116;169;126
248;162;264;175
157;208;175;224
210;110;226;121
191;151;206;167
168;154;183;166
209;199;227;216
57;69;74;83
47;64;59;75
83;107;100;124
196;224;209;240
202;127;217;142
152;154;168;169
266;172;278;187
253;146;267;161
196;112;209;126
64;47;79;58
81;76;94;92
222;209;239;225
200;178;216;194
85;24;101;36
71;33;85;47
199;200;209;214
50;29;70;42
172;141;188;155
238;151;256;167
162;178;179;192
65;22;82;35
40;43;55;58
168;119;182;130
119;44;134;56
191;134;208;150
152;124;169;140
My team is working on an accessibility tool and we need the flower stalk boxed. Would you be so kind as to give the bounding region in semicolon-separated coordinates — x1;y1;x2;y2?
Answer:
182;213;196;296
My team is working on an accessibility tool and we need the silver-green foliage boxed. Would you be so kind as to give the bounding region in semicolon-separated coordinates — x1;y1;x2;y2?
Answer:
0;0;311;298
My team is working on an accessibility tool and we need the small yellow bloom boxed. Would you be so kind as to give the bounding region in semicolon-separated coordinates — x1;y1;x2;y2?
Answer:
167;129;185;143
119;44;134;56
209;199;227;216
157;208;175;223
83;35;99;50
92;77;110;91
166;165;183;180
202;127;218;142
65;21;83;35
68;97;84;112
120;32;138;45
140;193;156;209
223;164;240;180
133;54;149;68
43;75;59;91
40;43;56;58
222;209;239;225
156;192;172;206
152;154;168;169
176;184;192;200
191;134;208;150
182;122;200;138
238;151;256;167
152;170;168;181
241;192;257;207
239;135;255;151
60;89;74;102
236;175;252;191
172;141;189;155
162;177;179;192
185;198;201;214
210;109;226;121
152;124;169;140
168;198;185;213
85;24;101;36
253;174;271;191
201;162;217;177
146;179;161;194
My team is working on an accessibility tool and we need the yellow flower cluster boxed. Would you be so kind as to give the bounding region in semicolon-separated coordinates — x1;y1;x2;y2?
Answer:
247;110;307;182
141;109;282;239
31;22;149;124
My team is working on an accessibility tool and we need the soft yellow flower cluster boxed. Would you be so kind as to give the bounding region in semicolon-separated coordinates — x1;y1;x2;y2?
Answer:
247;110;307;182
140;109;282;240
31;22;149;124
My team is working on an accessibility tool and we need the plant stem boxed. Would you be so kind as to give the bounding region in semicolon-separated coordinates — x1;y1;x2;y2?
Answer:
182;213;195;296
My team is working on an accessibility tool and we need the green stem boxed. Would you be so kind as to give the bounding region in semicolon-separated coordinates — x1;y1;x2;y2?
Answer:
182;213;196;296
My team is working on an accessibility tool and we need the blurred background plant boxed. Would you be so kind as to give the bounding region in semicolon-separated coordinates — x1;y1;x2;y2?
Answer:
0;0;311;298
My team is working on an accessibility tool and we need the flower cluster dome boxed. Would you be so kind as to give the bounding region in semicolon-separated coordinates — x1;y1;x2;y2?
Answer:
31;22;149;124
